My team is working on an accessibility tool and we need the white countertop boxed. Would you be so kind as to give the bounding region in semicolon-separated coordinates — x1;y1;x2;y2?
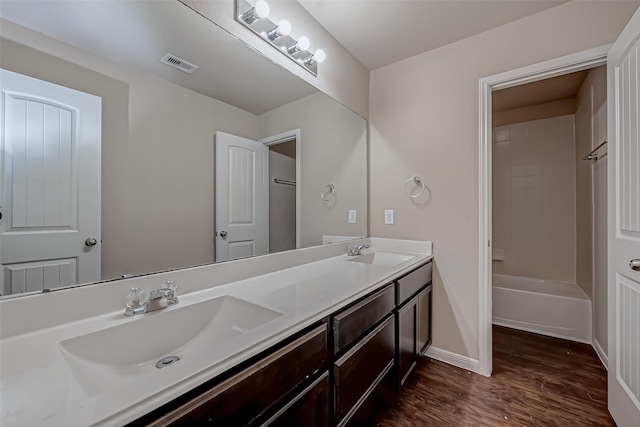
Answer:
0;239;432;426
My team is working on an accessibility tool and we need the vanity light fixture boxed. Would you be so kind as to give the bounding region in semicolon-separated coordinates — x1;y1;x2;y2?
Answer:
266;20;291;41
235;0;326;76
239;0;270;25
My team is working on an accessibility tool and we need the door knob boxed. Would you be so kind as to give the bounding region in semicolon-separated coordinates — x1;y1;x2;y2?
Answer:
220;231;228;239
85;237;98;247
631;259;640;272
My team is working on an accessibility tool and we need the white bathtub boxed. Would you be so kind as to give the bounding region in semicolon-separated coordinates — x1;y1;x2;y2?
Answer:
492;274;592;343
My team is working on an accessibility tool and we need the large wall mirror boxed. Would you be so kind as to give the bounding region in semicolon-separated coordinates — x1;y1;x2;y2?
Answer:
0;0;367;298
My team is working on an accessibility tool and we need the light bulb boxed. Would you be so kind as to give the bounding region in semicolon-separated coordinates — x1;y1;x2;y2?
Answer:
266;20;292;41
297;36;310;51
255;1;270;18
287;36;311;55
314;49;326;63
278;20;291;36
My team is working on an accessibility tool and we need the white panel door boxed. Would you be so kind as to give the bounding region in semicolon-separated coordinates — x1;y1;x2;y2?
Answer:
607;7;640;426
215;131;267;262
0;69;101;296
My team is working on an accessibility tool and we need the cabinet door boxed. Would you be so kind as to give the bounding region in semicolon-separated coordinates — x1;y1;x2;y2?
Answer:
417;285;432;355
398;296;417;386
334;316;395;426
343;369;393;427
262;372;330;427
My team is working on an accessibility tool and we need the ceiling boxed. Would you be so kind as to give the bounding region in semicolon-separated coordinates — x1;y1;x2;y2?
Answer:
492;70;590;112
0;0;578;111
0;1;317;115
299;0;568;70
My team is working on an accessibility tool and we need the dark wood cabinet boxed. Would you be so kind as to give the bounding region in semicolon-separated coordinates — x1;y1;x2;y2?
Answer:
143;324;328;427
395;260;433;388
262;372;330;427
333;284;394;354
395;261;432;305
333;316;395;426
343;369;394;427
397;295;418;385
417;284;432;355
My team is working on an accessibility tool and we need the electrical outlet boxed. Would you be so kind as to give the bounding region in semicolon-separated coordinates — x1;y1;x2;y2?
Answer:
384;209;394;225
348;210;357;224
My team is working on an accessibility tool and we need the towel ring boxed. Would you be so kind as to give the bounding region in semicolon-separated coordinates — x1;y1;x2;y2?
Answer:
321;184;335;201
404;176;425;198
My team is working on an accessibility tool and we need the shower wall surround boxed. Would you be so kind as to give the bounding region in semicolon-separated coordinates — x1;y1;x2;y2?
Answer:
492;115;576;282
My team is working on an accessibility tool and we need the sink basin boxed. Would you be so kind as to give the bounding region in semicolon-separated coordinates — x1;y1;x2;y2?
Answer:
348;251;414;267
60;296;282;367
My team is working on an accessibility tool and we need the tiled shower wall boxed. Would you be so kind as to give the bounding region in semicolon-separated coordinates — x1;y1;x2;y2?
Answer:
492;115;576;282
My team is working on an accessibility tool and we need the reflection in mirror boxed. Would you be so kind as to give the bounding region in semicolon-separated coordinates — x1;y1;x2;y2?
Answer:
0;0;367;298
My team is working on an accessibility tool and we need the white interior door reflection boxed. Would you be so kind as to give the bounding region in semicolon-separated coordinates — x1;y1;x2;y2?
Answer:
0;69;101;296
215;131;267;262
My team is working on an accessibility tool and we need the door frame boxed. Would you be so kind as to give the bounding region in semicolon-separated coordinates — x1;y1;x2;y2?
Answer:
477;45;610;376
259;129;301;250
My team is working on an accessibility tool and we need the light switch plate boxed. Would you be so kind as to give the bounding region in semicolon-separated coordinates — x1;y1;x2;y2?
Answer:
384;209;394;225
348;210;357;224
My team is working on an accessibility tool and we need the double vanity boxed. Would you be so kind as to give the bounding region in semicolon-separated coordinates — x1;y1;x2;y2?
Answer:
0;238;432;426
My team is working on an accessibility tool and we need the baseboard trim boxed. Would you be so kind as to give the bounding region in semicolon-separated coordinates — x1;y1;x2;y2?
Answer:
592;338;608;370
424;346;480;374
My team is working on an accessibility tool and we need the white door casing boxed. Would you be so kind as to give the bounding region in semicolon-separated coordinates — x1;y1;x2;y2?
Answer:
607;7;640;425
478;45;610;377
0;69;101;296
215;131;267;262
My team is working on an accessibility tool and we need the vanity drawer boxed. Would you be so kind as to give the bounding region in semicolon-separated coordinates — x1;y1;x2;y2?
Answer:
261;371;330;427
333;284;394;354
147;323;328;427
334;315;395;425
396;261;432;306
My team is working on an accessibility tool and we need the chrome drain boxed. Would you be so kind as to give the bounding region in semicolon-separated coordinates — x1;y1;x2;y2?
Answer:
156;355;180;369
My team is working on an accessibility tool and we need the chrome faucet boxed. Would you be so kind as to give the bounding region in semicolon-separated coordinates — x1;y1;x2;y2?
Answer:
124;281;179;316
347;244;369;256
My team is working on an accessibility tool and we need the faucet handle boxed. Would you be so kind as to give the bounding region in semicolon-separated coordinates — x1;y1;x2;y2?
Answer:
162;280;179;305
126;287;148;309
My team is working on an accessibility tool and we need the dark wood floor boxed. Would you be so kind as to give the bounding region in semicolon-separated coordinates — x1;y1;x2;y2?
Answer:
377;326;612;426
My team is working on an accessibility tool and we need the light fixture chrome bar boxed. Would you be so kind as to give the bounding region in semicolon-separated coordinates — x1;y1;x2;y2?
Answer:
273;178;296;186
240;7;260;24
301;55;316;66
266;27;282;41
235;0;321;76
583;139;608;161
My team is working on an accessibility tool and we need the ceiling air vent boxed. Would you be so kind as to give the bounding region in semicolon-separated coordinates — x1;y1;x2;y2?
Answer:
160;54;198;74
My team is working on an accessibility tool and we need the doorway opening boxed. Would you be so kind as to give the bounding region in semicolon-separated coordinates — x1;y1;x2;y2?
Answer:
491;66;608;355
478;45;609;376
260;129;301;253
